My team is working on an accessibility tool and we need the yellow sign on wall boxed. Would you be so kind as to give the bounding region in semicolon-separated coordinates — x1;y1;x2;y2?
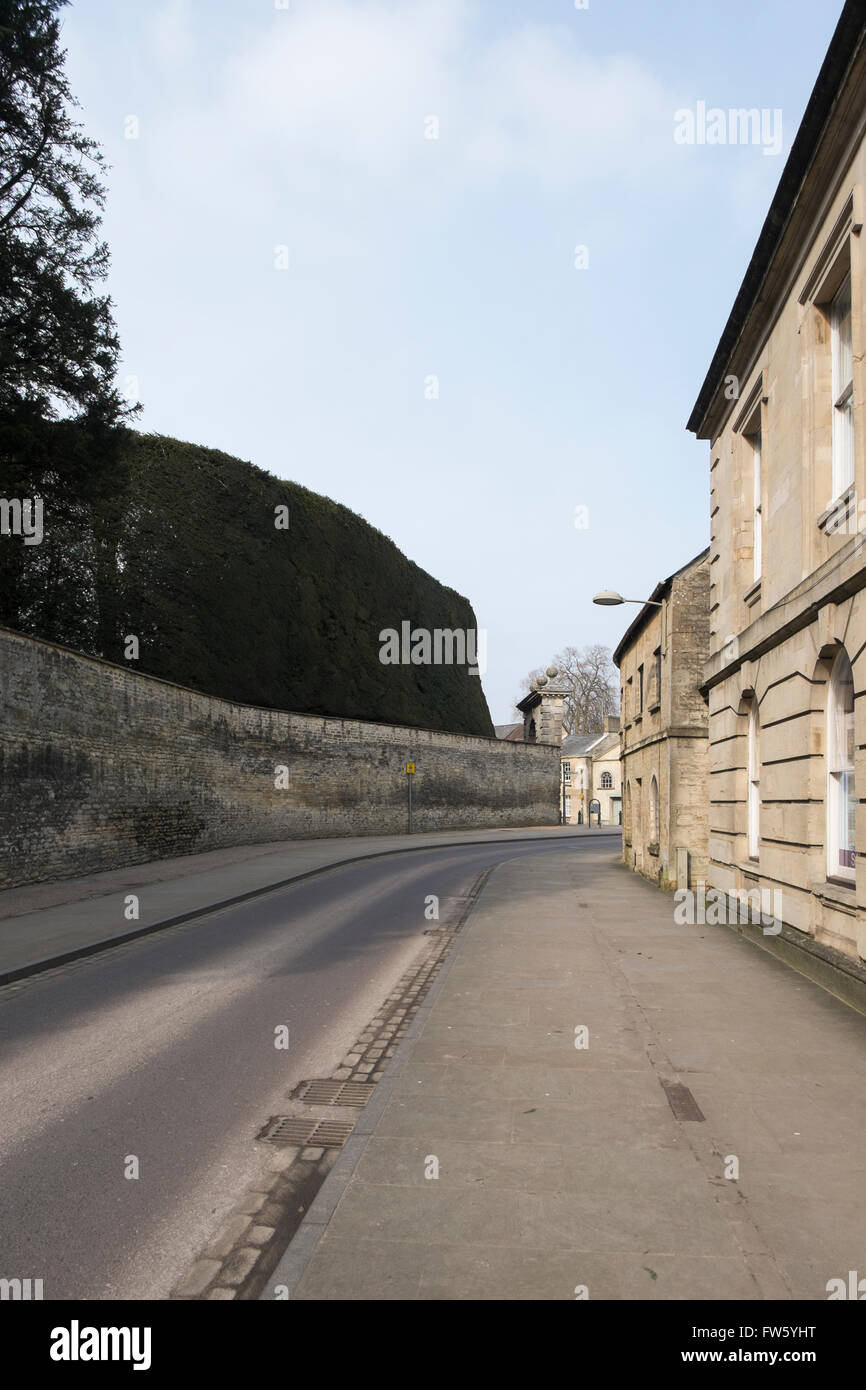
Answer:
406;762;416;774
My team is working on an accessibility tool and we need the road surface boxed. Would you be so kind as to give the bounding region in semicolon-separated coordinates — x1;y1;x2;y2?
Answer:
0;836;611;1299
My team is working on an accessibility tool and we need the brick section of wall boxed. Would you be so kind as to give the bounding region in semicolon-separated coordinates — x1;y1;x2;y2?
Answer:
0;628;560;889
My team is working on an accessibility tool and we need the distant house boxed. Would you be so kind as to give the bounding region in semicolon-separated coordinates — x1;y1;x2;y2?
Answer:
494;723;525;741
561;718;622;825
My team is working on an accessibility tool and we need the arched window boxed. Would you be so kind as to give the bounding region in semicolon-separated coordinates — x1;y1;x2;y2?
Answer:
827;647;856;882
600;770;613;789
649;775;659;844
748;699;760;860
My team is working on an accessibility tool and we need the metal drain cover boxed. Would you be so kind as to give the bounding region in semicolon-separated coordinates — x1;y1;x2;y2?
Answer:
297;1079;376;1107
258;1116;355;1147
661;1079;705;1122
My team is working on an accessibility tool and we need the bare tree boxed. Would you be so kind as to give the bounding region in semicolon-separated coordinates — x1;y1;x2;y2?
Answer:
516;644;618;736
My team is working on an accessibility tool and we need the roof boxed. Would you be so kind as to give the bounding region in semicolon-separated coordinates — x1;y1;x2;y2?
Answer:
561;730;620;759
494;722;524;740
590;731;621;758
687;0;866;439
612;547;710;668
561;733;604;757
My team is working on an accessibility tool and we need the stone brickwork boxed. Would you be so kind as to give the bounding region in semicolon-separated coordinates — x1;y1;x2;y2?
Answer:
560;730;622;827
690;20;866;965
0;627;560;889
517;669;568;745
704;602;866;959
614;552;710;890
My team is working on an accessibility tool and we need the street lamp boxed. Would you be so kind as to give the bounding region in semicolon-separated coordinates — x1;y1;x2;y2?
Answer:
593;590;662;607
595;585;668;831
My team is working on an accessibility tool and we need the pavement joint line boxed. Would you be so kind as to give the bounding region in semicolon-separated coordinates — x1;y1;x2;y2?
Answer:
0;831;620;989
259;857;503;1300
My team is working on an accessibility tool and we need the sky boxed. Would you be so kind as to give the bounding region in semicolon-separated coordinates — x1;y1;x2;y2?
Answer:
60;0;845;724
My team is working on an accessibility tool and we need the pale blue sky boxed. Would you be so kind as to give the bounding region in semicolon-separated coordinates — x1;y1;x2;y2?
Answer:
62;0;843;722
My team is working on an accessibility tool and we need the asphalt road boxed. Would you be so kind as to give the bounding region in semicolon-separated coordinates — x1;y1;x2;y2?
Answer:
0;836;610;1300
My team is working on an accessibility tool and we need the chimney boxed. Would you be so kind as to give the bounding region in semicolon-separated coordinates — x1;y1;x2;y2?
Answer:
604;715;620;734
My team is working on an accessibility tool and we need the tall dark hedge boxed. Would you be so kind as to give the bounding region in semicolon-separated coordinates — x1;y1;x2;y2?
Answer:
0;430;495;737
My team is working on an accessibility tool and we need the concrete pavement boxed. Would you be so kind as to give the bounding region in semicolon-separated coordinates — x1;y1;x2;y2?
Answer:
0;824;613;982
266;840;866;1300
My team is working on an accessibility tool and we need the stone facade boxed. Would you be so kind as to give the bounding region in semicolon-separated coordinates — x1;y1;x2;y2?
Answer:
561;719;622;826
614;552;710;889
0;627;561;889
687;5;866;964
517;668;568;745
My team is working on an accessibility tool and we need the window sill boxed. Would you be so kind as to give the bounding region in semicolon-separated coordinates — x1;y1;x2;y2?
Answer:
813;878;857;912
743;579;761;608
817;484;855;537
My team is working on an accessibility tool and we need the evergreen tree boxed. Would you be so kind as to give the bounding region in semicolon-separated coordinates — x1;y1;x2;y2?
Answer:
0;0;134;645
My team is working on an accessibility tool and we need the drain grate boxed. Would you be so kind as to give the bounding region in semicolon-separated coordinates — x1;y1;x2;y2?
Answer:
297;1079;375;1107
661;1079;705;1122
258;1116;356;1148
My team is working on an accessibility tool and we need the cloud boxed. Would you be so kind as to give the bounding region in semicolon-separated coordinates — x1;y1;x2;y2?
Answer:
217;1;676;189
106;0;688;275
226;0;463;178
466;26;675;186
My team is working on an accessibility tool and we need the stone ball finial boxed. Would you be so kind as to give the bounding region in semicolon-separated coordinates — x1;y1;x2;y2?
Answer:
536;675;548;687
546;666;558;678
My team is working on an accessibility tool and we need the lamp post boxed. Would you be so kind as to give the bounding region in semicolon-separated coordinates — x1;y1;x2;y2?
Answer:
593;588;666;843
593;587;667;673
592;591;663;608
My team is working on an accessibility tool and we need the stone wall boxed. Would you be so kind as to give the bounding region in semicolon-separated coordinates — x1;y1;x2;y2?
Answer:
706;553;866;963
697;127;866;965
618;553;710;889
0;627;560;889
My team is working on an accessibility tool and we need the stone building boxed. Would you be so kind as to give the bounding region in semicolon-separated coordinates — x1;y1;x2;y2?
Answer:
516;668;569;744
614;550;710;889
687;1;866;966
561;718;622;825
494;722;524;741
